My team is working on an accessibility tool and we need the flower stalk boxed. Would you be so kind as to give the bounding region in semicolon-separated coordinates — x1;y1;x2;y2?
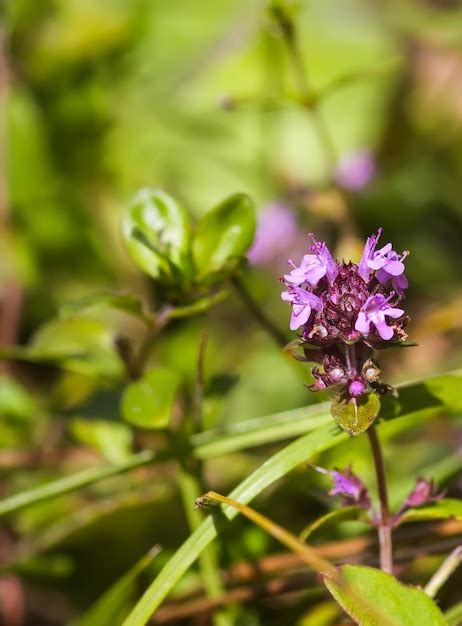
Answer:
367;426;393;573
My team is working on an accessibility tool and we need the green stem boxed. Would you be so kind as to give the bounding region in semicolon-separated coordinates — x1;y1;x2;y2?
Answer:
0;450;157;518
367;426;393;573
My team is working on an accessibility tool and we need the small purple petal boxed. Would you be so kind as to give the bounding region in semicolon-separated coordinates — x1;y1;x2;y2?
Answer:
354;311;370;335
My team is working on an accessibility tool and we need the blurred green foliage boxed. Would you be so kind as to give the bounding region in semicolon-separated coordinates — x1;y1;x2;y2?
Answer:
1;0;462;624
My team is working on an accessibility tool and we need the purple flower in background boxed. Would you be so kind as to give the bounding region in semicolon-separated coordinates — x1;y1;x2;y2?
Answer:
393;477;445;525
280;228;410;402
404;477;445;508
312;465;371;509
248;203;297;266
334;150;376;191
355;294;405;341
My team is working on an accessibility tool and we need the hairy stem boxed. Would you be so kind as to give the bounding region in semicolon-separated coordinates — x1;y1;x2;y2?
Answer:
367;426;393;573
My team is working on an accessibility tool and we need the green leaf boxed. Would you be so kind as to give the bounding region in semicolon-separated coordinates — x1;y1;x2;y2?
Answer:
425;374;462;410
331;393;381;436
192;193;256;280
122;188;192;283
0;317;125;380
0;450;156;519
299;506;363;543
324;564;446;626
399;498;462;525
75;545;161;626
60;293;152;323
121;367;181;429
0;376;39;422
70;419;134;463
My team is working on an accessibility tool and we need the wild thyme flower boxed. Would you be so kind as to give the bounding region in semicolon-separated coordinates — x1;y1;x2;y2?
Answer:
313;465;371;509
280;230;409;402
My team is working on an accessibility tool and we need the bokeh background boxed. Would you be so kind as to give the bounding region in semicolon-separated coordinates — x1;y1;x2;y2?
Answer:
2;1;462;624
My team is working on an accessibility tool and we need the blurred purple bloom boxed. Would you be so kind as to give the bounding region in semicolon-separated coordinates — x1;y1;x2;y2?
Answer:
248;204;297;266
355;294;404;341
281;286;322;331
328;466;371;509
405;477;445;508
334;150;376;191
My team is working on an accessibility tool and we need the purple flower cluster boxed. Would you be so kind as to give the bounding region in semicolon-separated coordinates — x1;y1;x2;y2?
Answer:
281;229;409;399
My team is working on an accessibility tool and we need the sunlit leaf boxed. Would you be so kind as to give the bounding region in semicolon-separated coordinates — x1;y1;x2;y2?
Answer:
71;419;133;463
192;193;256;281
324;564;446;626
331;393;381;436
122;188;192;284
0;376;38;422
121;367;181;429
0;318;125;380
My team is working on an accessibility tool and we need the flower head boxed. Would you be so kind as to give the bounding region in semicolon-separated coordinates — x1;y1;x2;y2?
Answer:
280;229;410;402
